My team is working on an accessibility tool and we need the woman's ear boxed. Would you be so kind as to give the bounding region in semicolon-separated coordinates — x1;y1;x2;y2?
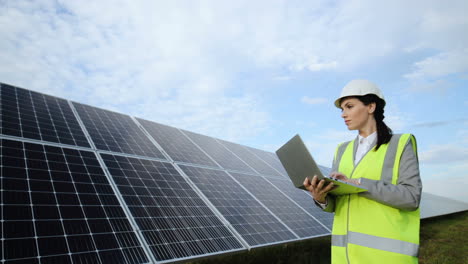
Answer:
368;102;376;114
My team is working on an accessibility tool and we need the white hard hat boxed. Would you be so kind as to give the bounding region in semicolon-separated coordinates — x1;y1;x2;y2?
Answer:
334;79;385;108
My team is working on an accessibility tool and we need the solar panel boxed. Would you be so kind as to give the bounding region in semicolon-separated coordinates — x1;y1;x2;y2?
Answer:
136;118;219;168
0;82;342;262
420;192;468;219
182;130;256;174
229;172;330;238
218;140;283;177
0;84;90;148
178;164;298;247
72;102;166;159
100;154;245;262
246;147;289;177
0;138;150;263
265;177;334;229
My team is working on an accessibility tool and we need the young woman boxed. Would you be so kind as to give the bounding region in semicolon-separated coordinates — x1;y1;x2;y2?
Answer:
303;80;422;264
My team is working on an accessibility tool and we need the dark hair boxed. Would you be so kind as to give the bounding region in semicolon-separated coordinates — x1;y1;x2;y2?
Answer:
357;94;393;150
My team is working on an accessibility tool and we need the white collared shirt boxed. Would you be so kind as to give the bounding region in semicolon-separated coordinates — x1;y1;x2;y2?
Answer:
355;131;377;165
315;131;377;209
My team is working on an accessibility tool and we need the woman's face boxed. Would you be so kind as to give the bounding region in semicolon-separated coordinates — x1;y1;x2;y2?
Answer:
340;97;375;131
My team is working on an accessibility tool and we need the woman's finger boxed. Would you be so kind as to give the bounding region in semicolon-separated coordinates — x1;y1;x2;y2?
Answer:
303;177;310;187
311;175;318;187
316;179;325;191
323;181;336;192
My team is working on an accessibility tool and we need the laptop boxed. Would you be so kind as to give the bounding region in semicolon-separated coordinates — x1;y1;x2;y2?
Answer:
275;134;367;196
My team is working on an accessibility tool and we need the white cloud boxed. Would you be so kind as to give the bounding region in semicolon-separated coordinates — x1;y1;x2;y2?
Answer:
301;96;327;105
404;49;468;81
419;144;468;164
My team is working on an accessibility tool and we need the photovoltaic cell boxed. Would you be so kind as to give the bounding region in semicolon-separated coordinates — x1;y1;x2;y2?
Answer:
0;138;149;264
100;154;244;262
0;84;90;148
246;147;288;177
136;118;219;168
178;164;297;247
229;172;329;238
266;177;334;229
218;140;283;177
73;102;165;159
182;130;256;174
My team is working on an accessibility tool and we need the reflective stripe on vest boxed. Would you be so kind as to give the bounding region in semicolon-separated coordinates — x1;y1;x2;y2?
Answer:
332;232;419;257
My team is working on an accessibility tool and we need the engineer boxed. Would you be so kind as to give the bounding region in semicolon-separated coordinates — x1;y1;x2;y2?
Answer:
303;80;422;264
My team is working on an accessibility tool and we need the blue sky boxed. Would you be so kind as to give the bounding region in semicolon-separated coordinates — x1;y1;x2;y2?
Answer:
1;0;467;202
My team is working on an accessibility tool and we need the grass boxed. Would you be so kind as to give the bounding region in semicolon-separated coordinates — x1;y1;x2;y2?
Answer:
190;211;468;264
419;211;468;264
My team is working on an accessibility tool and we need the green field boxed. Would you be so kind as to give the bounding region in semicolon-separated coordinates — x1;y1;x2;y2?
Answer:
191;211;468;264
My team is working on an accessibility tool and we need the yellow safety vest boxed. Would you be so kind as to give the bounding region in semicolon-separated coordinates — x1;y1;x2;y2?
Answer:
331;134;420;264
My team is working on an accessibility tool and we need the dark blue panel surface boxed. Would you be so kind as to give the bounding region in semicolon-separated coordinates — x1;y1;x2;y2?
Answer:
137;118;219;167
100;154;244;262
73;102;165;159
266;177;334;229
0;84;90;147
182;130;256;174
247;147;289;177
178;165;297;246
0;139;149;263
219;140;283;177
230;172;329;238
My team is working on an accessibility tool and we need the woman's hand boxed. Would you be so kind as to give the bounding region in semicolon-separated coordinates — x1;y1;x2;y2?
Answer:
330;172;360;185
303;175;335;204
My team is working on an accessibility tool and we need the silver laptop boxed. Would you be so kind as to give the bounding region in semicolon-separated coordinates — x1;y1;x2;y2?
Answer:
276;134;367;195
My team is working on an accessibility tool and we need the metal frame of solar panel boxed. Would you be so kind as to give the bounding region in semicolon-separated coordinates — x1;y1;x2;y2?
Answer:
1;82;336;263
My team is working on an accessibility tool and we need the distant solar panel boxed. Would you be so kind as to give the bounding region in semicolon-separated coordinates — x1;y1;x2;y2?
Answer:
229;172;329;238
100;154;245;262
0;138;149;263
182;130;256;174
73;102;166;159
136;118;219;168
0;84;90;148
218;140;283;177
246;147;288;177
178;165;297;247
266;177;334;229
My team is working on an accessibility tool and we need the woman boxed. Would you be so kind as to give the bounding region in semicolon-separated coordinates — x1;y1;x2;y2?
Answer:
303;80;422;264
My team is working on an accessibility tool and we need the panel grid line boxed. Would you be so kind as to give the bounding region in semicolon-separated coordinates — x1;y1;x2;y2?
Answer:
214;138;260;175
99;153;245;262
35;141;97;264
0;138;151;263
262;176;332;232
178;164;299;248
229;171;330;238
243;147;288;178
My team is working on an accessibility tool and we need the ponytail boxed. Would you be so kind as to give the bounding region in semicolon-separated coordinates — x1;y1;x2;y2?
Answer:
358;94;392;150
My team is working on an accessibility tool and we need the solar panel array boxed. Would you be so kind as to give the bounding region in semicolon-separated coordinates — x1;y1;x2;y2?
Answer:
0;82;333;263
